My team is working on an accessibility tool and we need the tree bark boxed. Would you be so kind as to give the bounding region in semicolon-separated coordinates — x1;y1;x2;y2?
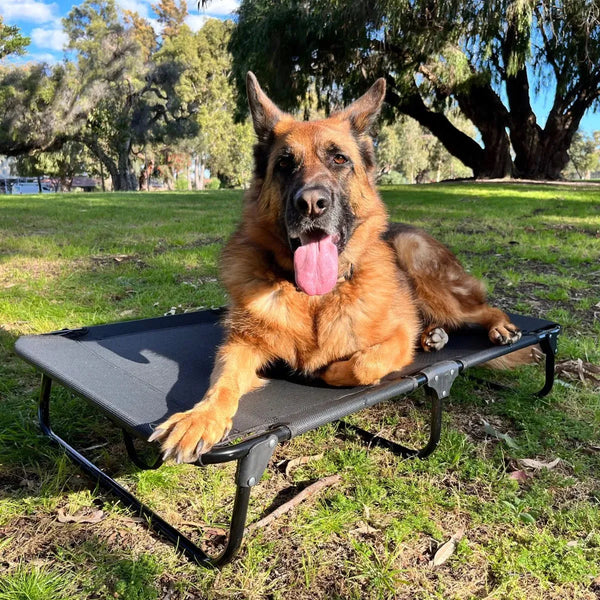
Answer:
454;79;513;178
387;85;484;176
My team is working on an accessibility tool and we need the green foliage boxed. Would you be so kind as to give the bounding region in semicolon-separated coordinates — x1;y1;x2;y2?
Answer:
174;174;188;190
0;18;30;61
377;171;406;186
0;565;69;600
564;130;600;179
377;114;474;183
231;0;600;180
155;18;253;188
13;142;96;190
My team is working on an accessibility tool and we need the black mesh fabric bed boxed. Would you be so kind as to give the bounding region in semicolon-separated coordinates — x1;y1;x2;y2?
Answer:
15;309;560;567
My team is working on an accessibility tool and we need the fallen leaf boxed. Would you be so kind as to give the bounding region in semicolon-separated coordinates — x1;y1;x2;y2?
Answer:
57;508;105;524
350;521;379;536
430;529;465;567
509;470;531;483
519;512;536;524
517;457;561;471
555;358;600;387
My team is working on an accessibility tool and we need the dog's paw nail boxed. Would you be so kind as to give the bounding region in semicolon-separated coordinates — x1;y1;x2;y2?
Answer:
194;440;204;457
148;428;164;443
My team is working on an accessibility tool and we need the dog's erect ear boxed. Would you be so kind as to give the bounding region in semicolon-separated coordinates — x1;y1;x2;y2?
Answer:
339;78;386;135
247;72;284;141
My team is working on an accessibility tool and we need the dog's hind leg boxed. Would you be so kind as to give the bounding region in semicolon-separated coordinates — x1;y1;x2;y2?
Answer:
386;224;521;347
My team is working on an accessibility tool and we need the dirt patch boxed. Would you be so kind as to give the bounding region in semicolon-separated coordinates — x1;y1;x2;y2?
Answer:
0;257;65;287
539;223;600;238
89;254;148;269
153;236;224;255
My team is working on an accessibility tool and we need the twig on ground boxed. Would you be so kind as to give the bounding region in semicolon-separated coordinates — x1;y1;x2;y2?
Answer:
247;474;342;532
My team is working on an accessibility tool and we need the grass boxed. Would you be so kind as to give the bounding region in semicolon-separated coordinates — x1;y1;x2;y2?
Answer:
0;184;599;599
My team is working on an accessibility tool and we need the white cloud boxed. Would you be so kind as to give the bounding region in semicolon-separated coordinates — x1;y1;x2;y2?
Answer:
115;0;152;18
31;26;68;51
147;17;164;36
189;0;239;17
7;50;60;65
28;51;60;64
0;0;57;23
185;14;211;32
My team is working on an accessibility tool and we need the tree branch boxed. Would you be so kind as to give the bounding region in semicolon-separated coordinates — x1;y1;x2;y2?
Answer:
385;76;484;174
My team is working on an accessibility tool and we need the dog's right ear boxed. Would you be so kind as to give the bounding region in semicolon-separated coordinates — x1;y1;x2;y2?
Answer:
246;72;283;141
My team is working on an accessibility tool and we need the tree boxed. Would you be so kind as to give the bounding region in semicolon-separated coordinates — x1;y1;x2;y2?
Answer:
0;0;195;191
62;0;192;191
377;113;474;183
13;142;94;190
0;18;29;61
155;17;253;188
564;131;600;179
0;62;87;157
230;0;600;180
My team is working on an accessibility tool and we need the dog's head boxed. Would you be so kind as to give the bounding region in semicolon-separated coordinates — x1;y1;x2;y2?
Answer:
246;72;387;296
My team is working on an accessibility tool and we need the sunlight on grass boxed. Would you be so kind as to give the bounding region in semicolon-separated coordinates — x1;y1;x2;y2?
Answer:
1;186;599;599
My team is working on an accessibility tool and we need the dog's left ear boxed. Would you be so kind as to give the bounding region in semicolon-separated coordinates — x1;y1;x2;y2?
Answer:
340;78;386;135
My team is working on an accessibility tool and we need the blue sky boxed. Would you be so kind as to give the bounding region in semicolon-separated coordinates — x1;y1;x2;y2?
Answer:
1;0;599;135
0;0;240;63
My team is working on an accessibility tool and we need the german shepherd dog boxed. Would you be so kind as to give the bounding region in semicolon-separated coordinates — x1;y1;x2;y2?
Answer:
149;73;521;462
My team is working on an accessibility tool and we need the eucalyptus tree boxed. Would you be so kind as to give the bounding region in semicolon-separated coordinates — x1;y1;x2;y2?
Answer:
230;0;600;180
63;0;193;190
154;15;253;187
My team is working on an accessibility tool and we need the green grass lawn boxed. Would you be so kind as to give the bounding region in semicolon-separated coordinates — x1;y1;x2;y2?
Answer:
1;184;599;599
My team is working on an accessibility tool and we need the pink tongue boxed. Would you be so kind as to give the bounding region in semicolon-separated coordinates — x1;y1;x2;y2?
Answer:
294;235;339;295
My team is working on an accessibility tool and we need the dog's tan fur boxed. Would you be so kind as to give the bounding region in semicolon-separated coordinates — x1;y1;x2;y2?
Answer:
150;74;521;463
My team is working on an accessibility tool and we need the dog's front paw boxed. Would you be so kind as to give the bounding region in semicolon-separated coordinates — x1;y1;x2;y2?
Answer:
148;405;233;463
489;322;521;345
421;326;449;352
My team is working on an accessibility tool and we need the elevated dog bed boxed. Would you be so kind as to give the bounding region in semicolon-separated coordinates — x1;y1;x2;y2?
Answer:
15;310;559;567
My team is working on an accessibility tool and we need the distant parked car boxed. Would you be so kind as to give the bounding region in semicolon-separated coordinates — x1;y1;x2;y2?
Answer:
12;182;55;194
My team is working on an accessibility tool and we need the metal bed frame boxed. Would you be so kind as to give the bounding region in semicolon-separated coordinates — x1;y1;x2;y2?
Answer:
17;311;559;567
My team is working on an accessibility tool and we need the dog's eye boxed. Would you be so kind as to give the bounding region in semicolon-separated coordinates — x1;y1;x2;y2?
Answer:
277;157;292;170
333;154;348;165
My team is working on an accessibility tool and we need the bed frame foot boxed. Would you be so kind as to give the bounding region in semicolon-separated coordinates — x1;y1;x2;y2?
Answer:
536;329;559;397
37;374;277;568
338;361;460;459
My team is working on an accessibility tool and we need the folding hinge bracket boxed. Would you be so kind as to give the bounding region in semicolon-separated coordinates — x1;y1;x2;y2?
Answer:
420;360;461;399
235;434;278;488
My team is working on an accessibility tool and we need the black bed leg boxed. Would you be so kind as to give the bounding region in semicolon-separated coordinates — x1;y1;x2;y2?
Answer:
337;361;459;460
336;386;444;458
536;331;558;398
36;373;275;568
38;373;53;435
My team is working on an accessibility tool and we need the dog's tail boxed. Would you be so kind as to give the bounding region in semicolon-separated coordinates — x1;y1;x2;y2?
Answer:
483;345;541;370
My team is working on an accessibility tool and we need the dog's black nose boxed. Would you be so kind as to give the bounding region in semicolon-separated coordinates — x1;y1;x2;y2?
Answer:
293;186;331;218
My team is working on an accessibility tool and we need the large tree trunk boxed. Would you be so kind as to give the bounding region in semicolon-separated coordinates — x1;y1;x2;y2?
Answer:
116;141;138;191
82;138;130;191
387;78;513;179
454;80;513;178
